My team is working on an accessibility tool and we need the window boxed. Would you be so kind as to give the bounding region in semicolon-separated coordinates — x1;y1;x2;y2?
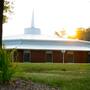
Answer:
88;52;90;63
46;51;53;62
67;51;74;63
23;50;31;62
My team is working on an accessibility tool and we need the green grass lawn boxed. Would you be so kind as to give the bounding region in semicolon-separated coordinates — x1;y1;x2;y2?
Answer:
14;63;90;90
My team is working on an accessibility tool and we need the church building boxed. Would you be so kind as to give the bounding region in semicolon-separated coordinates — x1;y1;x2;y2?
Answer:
3;11;90;63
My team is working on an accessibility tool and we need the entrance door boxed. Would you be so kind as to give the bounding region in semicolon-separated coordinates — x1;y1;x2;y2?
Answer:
46;51;53;62
66;51;74;63
46;54;52;62
23;50;30;62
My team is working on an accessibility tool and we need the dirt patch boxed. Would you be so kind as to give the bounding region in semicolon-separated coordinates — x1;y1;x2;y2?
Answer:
0;79;60;90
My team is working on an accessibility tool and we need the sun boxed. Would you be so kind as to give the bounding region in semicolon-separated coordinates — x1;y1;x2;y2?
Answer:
65;28;76;38
67;30;76;36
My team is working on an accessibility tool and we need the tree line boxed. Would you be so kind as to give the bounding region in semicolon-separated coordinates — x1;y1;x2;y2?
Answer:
55;27;90;41
70;27;90;41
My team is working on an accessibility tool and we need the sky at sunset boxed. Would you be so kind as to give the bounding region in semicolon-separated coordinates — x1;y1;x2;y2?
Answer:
3;0;90;37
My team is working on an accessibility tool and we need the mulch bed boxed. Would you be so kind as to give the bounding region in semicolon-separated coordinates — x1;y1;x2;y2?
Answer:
0;79;60;90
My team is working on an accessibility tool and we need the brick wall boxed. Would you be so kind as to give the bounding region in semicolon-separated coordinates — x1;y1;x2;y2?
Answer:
15;50;88;63
74;51;87;63
31;50;46;62
17;50;23;62
53;51;62;63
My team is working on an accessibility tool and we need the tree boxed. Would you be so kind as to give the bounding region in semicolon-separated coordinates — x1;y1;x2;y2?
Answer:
0;0;12;47
3;0;13;23
55;29;66;38
0;0;15;84
85;28;90;41
67;35;76;39
0;0;4;47
75;27;86;40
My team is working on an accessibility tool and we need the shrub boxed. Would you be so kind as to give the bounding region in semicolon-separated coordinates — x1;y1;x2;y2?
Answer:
0;48;16;84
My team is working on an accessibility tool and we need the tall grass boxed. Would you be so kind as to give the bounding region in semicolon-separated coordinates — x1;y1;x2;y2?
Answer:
0;48;16;84
14;63;90;90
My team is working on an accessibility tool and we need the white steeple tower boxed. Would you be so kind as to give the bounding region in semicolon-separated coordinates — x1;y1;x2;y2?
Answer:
31;9;34;28
24;9;41;35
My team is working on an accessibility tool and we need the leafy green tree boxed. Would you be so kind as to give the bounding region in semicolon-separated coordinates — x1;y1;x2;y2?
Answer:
3;0;13;23
0;0;15;84
0;0;13;47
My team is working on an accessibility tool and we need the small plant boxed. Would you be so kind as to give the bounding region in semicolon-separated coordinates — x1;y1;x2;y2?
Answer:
0;48;16;84
61;68;66;71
